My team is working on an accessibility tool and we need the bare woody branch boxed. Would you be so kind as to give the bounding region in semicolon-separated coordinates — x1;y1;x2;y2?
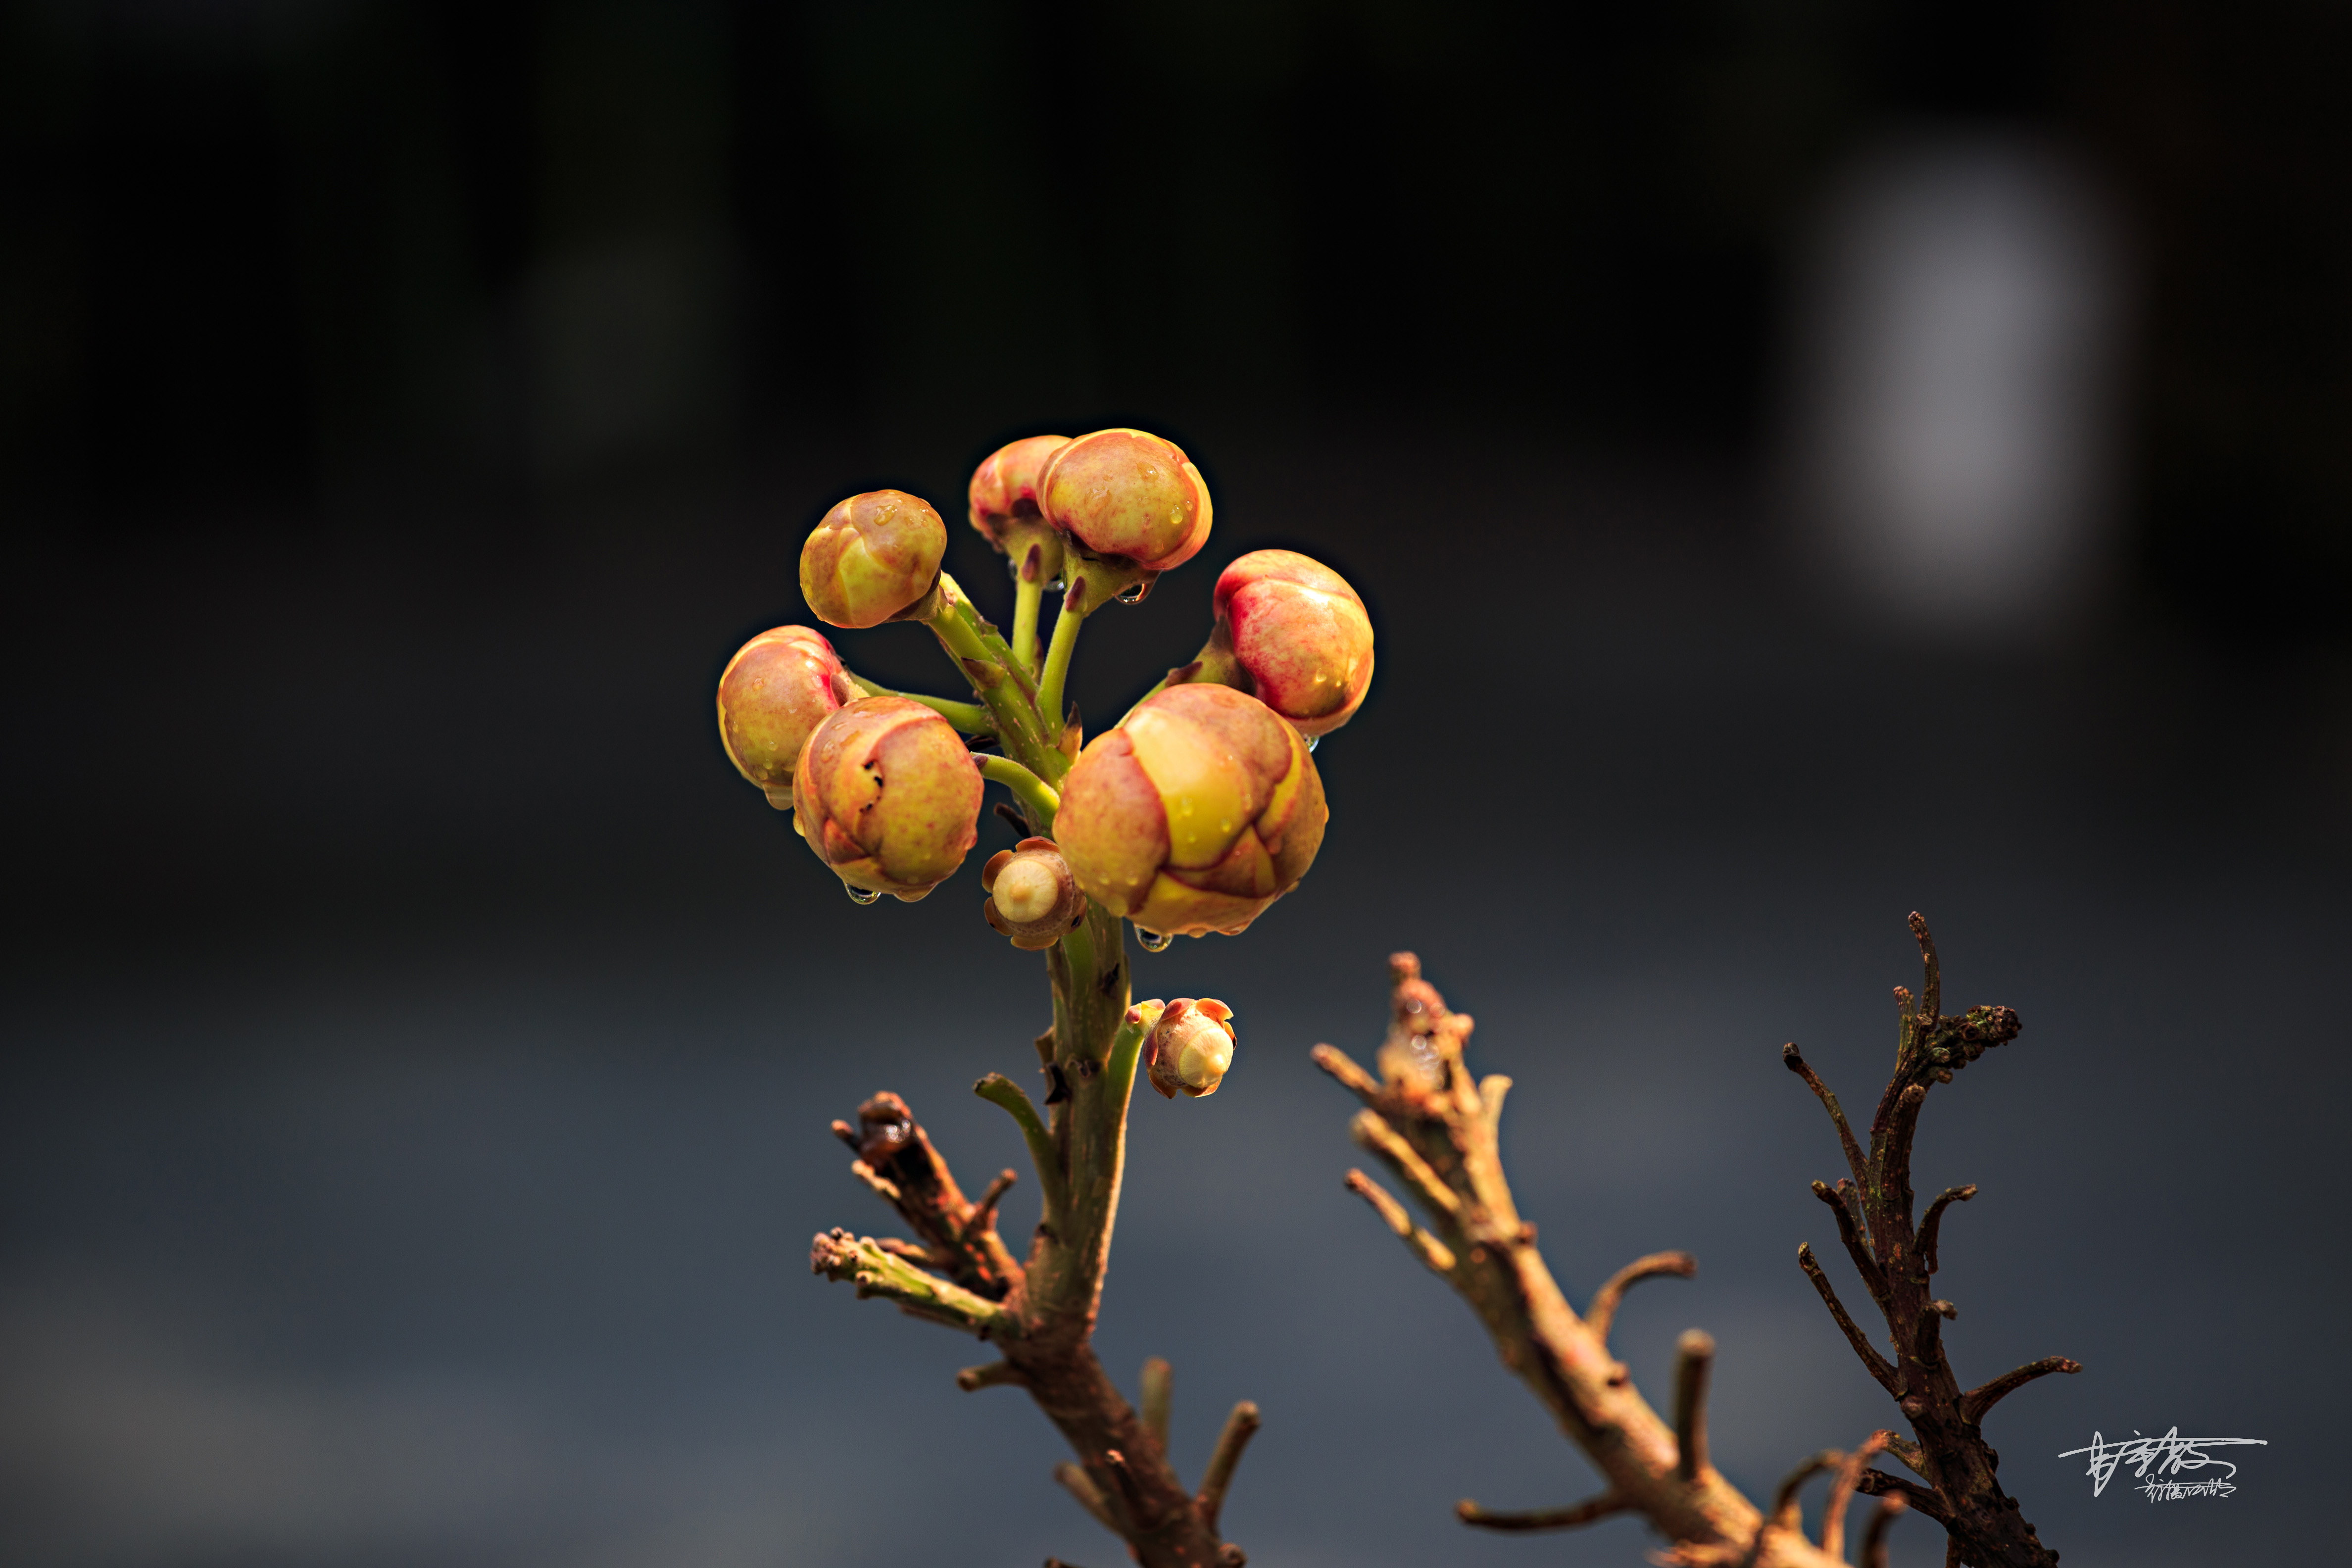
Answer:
1796;1244;1899;1393
1961;1355;2082;1424
1860;1495;1907;1568
1343;1169;1457;1274
1456;1493;1628;1531
1317;957;1848;1568
1819;1430;1893;1562
1584;1251;1697;1345
1918;1184;1976;1276
1195;1402;1261;1532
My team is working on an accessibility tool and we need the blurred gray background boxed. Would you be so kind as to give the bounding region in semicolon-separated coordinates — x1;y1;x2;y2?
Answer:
5;2;2349;1566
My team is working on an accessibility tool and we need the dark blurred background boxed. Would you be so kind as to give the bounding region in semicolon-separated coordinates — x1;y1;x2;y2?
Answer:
4;2;2347;1566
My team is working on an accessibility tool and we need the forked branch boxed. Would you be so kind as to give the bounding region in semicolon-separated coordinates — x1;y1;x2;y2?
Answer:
1783;914;2074;1568
1316;955;1846;1568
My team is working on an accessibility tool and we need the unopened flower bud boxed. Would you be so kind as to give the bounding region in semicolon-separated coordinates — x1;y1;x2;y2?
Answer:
1037;429;1212;574
980;836;1087;949
1055;684;1326;937
716;625;854;807
969;436;1072;587
1198;549;1375;737
791;696;982;901
1145;997;1236;1099
800;490;948;629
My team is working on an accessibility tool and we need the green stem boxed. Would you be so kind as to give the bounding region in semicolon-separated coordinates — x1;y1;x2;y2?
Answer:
977;754;1061;835
809;1229;1022;1338
844;673;992;733
926;576;1054;774
1012;575;1044;680
1037;591;1088;735
975;1073;1067;1228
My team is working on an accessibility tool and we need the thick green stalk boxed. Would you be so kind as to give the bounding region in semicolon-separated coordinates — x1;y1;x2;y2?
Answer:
976;754;1061;837
925;574;1057;774
1012;574;1045;679
1036;591;1088;739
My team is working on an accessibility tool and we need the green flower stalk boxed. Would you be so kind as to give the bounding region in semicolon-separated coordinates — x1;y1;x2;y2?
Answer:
969;435;1072;675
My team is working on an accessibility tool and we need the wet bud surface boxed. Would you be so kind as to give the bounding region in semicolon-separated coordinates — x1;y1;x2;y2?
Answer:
1038;429;1212;573
791;696;983;901
1055;684;1327;936
1210;549;1375;737
800;490;948;629
716;625;850;807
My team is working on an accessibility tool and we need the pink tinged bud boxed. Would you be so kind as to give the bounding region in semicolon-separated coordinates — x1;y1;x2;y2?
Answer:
1037;429;1213;573
800;490;948;629
790;696;983;902
716;625;852;807
980;836;1088;949
1145;997;1236;1099
1210;549;1376;737
969;436;1072;547
1055;684;1327;937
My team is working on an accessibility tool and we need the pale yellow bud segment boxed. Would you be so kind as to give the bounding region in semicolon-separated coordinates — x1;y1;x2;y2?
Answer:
1123;704;1252;870
991;857;1062;925
1174;1027;1233;1096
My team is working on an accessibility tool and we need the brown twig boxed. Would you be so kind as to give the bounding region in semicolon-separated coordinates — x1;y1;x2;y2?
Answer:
1962;1355;2083;1424
1456;1493;1628;1530
1585;1251;1698;1345
1782;915;2068;1568
1918;1184;1976;1276
1139;1357;1173;1452
1797;1244;1899;1393
1196;1401;1261;1532
1819;1429;1893;1561
1316;958;1848;1568
1673;1329;1715;1481
1861;1495;1908;1568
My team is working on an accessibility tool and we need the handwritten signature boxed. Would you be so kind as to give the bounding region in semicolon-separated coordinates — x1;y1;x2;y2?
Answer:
2057;1428;2268;1498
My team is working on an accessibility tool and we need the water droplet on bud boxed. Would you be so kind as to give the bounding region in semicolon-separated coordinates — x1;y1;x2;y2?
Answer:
1116;583;1146;603
1136;928;1173;953
844;885;882;906
1304;735;1320;752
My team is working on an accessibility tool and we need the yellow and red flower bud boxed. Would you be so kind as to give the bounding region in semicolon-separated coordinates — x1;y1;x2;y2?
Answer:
1145;997;1236;1099
1054;684;1327;937
980;835;1088;949
790;696;982;902
1037;429;1212;574
969;435;1071;593
800;490;948;629
716;625;855;808
1200;549;1375;738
